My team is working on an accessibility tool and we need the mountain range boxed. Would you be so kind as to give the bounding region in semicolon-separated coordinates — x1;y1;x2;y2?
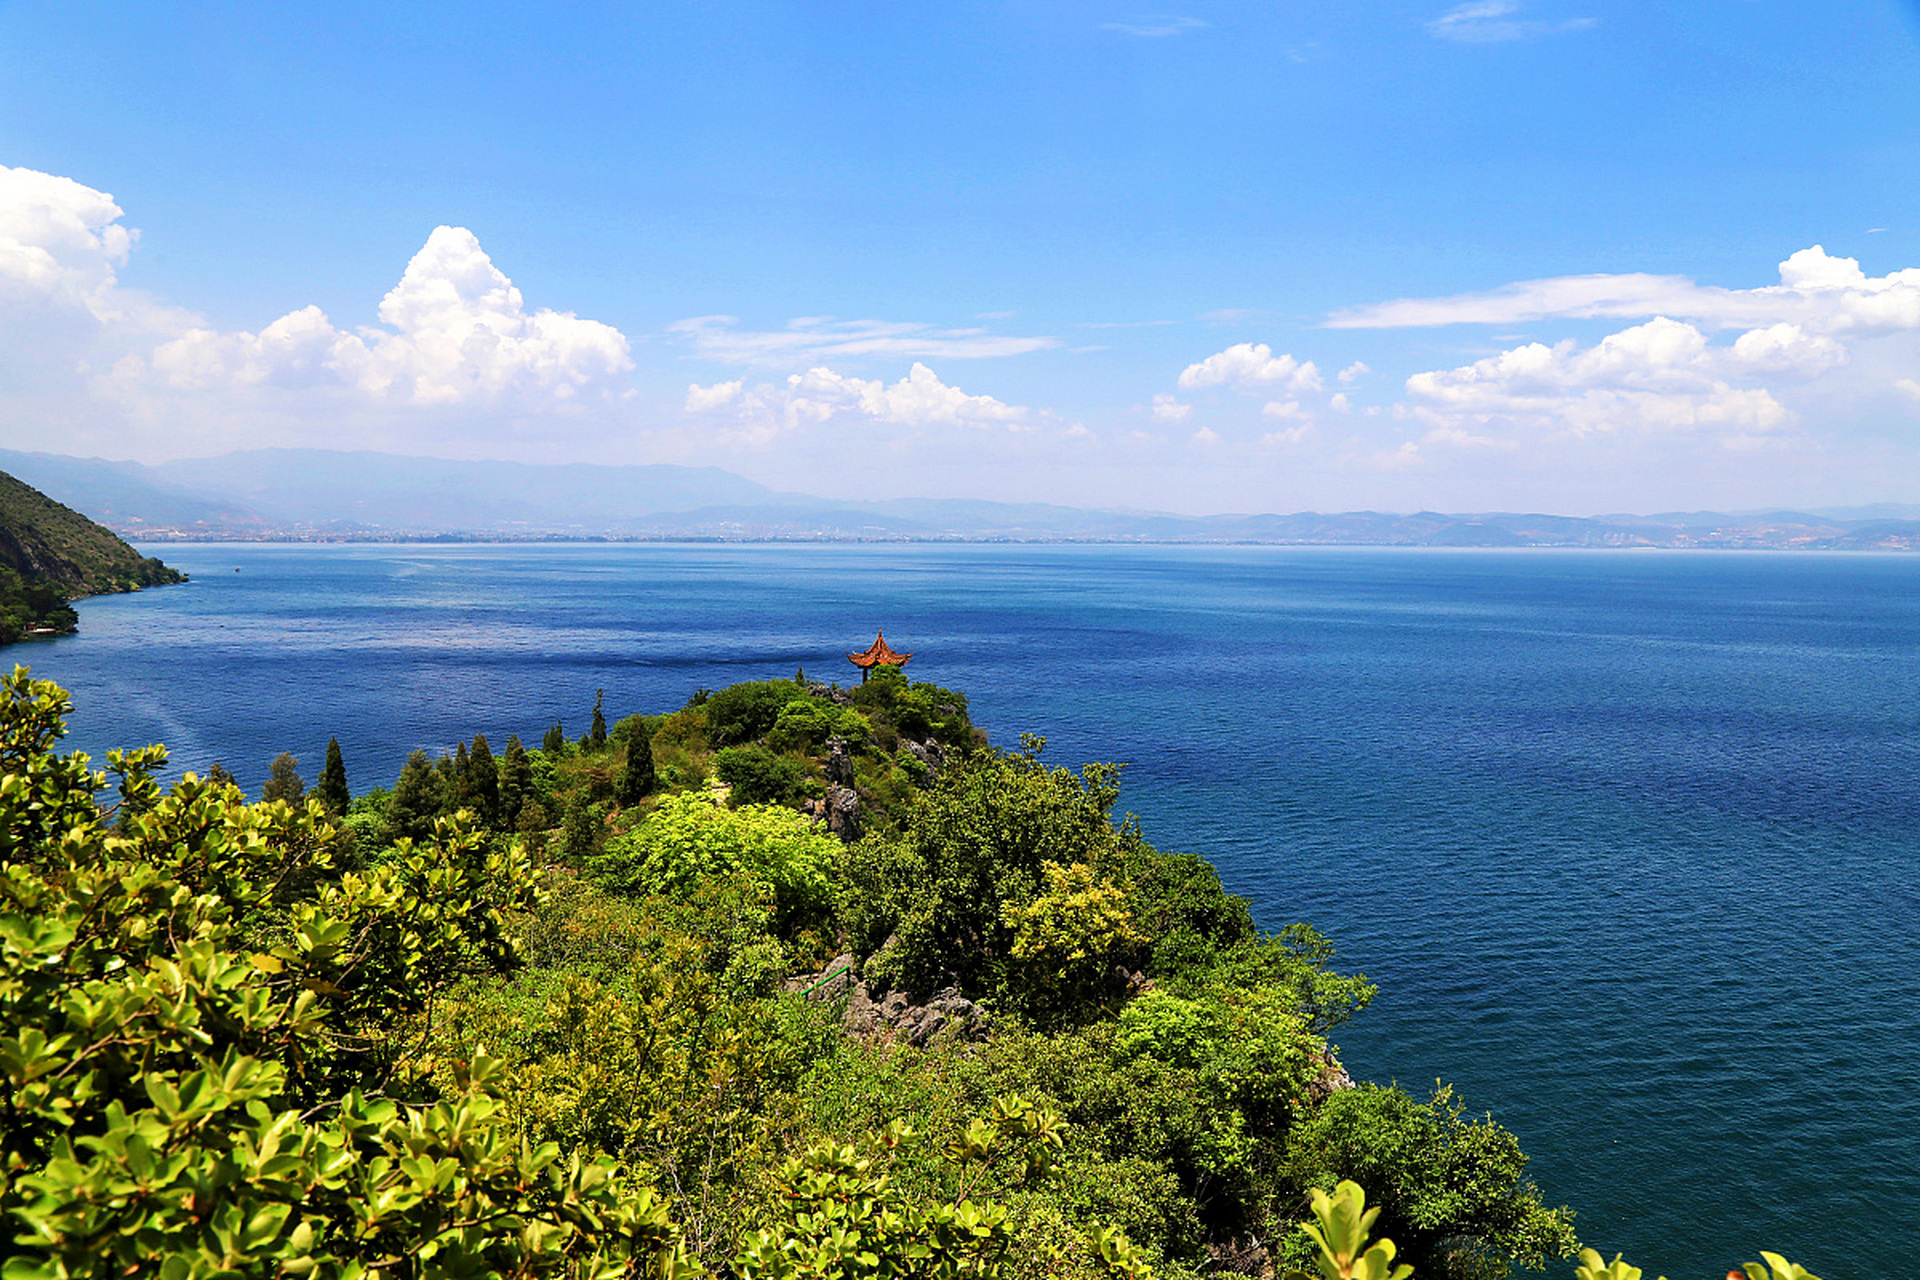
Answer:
5;447;1919;550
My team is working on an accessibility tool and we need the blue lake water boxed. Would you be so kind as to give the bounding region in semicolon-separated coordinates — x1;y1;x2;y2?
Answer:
22;542;1920;1280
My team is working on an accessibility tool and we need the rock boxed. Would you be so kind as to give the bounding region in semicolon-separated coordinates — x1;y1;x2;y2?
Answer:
899;737;946;779
826;783;861;841
843;980;991;1047
787;953;858;1001
824;735;856;787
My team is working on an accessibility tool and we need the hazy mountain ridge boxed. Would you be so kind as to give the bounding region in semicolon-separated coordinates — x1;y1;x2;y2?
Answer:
6;448;1918;550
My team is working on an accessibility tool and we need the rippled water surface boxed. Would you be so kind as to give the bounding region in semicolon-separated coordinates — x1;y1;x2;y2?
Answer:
31;543;1920;1280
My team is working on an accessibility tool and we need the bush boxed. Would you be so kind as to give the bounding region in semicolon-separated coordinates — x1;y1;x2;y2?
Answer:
716;743;809;806
591;792;836;934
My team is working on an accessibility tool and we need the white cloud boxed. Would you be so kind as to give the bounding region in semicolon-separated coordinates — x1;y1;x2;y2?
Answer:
1192;426;1223;446
1151;392;1192;423
1402;316;1794;441
136;227;633;407
1262;399;1304;419
1726;323;1846;378
685;362;1034;444
1261;423;1312;446
1178;342;1322;393
1338;361;1371;384
1102;15;1207;37
669;314;1056;367
1331;245;1920;335
1330;392;1352;412
1427;1;1595;43
1897;378;1920;402
686;379;743;411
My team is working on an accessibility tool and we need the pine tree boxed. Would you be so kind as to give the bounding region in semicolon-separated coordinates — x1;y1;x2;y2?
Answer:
617;724;655;807
499;735;531;830
588;689;607;752
542;721;565;754
205;761;235;789
316;737;350;815
262;752;305;805
389;750;445;844
468;733;500;829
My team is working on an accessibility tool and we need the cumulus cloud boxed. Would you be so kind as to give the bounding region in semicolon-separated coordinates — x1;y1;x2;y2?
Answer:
669;314;1056;367
1337;361;1371;384
683;361;1034;444
685;379;743;411
0;165;194;353
1150;392;1192;423
1427;1;1595;43
1192;426;1223;446
1897;378;1920;402
1402;316;1796;441
1178;343;1322;393
1331;245;1920;334
136;227;633;406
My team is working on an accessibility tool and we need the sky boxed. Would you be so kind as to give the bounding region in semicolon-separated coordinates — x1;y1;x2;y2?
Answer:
3;0;1920;516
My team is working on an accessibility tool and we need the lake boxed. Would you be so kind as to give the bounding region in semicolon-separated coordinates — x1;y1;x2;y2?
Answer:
26;542;1920;1280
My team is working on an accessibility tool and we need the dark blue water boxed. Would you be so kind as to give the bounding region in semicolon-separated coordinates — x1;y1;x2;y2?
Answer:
24;543;1920;1280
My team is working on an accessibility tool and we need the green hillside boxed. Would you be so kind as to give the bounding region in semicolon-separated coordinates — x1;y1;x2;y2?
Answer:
0;467;186;641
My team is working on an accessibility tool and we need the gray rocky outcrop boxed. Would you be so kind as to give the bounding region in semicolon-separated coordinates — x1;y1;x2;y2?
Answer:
788;954;992;1048
825;783;861;841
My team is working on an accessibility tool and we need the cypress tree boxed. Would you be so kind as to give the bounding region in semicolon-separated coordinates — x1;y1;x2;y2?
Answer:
468;733;500;829
262;752;305;805
206;761;235;789
452;741;471;806
316;737;350;815
389;750;444;843
617;724;655;807
588;689;607;752
499;734;531;830
542;721;565;754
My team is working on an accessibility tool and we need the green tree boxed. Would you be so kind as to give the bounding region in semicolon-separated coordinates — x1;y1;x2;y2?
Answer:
262;750;305;805
206;759;236;789
500;733;532;829
388;748;446;844
589;688;608;751
469;731;501;829
1280;1084;1578;1280
619;723;657;806
543;719;567;753
316;735;350;814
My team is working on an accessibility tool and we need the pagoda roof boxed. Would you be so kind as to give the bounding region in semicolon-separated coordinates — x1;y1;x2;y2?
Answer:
848;630;912;669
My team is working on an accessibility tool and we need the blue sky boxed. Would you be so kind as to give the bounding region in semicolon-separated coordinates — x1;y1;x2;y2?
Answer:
4;1;1919;514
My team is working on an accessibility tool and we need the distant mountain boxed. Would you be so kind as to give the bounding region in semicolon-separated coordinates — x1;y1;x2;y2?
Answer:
4;447;1917;550
150;450;796;532
0;468;187;642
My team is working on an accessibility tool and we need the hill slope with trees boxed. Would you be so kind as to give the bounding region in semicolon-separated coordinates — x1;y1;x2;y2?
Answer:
0;467;186;641
0;663;1826;1279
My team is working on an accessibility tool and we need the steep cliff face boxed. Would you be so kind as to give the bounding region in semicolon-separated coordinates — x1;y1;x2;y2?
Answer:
0;469;185;640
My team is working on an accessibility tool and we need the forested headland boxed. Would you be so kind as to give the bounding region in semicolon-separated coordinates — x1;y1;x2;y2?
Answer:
0;468;186;642
1;662;1823;1280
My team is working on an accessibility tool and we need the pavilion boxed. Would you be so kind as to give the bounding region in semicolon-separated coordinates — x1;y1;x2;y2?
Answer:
847;630;912;682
